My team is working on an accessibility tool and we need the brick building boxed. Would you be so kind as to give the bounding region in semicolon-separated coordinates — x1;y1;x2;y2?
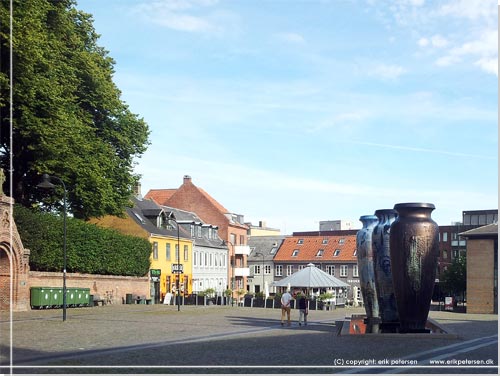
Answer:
272;232;359;302
145;176;250;296
460;223;498;314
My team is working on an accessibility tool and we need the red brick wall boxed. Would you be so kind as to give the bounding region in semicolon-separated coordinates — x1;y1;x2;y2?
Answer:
467;238;495;314
28;271;150;304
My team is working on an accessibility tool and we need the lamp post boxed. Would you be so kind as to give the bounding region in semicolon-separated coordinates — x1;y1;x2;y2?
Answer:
37;174;67;321
222;240;235;306
168;214;181;312
255;252;265;296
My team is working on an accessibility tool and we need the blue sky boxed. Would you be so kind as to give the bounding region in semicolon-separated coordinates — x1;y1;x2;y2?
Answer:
78;0;498;233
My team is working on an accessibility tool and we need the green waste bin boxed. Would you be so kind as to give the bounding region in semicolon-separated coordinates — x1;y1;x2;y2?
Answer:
30;287;52;309
49;288;63;307
66;288;77;307
126;294;133;304
81;288;90;307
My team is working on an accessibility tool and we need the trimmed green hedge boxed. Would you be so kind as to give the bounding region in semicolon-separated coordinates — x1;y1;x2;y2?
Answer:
14;205;151;276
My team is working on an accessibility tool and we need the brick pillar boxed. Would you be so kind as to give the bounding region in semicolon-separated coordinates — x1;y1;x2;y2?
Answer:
0;195;31;311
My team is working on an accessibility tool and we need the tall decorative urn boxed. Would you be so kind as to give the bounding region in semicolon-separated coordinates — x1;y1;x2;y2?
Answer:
356;215;380;333
372;209;399;332
390;203;439;333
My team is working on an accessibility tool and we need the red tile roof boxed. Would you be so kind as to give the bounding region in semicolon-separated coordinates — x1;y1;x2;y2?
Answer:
144;189;177;205
274;235;357;262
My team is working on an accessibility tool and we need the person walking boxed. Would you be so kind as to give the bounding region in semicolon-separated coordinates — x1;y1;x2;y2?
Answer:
280;289;292;326
298;291;308;326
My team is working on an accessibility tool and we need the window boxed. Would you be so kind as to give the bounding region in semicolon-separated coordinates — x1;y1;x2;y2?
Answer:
326;265;335;275
194;251;197;266
292;249;299;257
316;249;324;257
197;226;202;238
208;227;212;239
353;264;359;277
270;246;278;255
166;243;171;261
340;265;348;277
442;232;448;242
322;238;328;244
334;249;341;257
297;239;304;244
275;265;283;276
339;238;345;245
353;249;357;257
153;242;158;260
265;265;271;274
255;265;261;275
240;235;245;244
184;245;189;261
442;250;448;259
190;225;195;237
298;265;305;270
286;265;293;276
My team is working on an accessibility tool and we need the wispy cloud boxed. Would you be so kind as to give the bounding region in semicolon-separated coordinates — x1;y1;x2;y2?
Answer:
346;141;497;160
369;63;407;80
133;0;223;33
274;32;306;45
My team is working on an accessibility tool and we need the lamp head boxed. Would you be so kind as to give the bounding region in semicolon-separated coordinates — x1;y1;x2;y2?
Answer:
37;174;55;189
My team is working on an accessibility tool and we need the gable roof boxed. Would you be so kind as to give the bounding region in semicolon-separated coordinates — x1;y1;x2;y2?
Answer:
274;234;357;262
144;189;177;205
128;197;190;240
197;187;229;214
460;222;498;238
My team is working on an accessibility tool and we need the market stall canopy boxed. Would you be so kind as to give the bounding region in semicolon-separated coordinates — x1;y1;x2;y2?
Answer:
271;263;350;288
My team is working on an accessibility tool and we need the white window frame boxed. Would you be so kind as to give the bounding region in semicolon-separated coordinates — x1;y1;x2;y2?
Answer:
340;265;348;277
275;265;283;276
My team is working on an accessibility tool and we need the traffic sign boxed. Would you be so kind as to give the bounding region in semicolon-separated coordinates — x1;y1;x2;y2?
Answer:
172;264;183;273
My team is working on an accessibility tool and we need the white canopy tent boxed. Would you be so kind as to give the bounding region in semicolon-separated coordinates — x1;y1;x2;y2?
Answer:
272;263;350;289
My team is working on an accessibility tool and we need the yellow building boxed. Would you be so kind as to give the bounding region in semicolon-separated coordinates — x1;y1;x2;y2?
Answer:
90;196;193;303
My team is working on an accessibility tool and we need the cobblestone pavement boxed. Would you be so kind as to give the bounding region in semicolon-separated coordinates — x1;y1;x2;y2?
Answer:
0;304;497;374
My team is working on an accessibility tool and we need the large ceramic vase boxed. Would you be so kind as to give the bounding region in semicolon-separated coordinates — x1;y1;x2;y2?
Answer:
372;209;399;332
356;215;380;332
390;203;439;333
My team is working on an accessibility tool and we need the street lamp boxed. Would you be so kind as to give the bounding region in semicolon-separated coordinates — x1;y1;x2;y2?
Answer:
221;240;234;306
168;213;181;312
37;174;67;321
255;252;265;296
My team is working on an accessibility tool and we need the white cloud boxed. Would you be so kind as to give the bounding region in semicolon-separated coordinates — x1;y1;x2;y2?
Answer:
134;0;222;33
435;29;498;75
418;37;429;47
430;34;448;48
370;63;407;80
439;0;497;21
275;32;306;45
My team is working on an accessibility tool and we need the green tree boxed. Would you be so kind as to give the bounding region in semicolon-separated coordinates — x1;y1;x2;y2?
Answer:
0;0;150;219
441;255;467;300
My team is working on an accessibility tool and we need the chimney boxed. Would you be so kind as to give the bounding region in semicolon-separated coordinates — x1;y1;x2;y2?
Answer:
133;181;142;199
183;175;192;184
259;220;267;228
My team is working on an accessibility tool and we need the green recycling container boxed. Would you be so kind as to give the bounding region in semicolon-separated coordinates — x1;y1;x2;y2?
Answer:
30;287;52;309
66;288;77;307
49;288;63;307
81;288;90;306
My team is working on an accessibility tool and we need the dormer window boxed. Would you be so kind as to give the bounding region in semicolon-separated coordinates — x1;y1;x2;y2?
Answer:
292;249;299;257
316;249;324;257
190;224;195;238
297;239;304;245
339;238;345;245
197;226;202;238
322;238;328;244
334;249;341;257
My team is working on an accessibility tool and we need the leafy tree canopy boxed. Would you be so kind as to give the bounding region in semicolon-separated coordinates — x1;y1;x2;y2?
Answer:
441;255;467;298
0;0;150;219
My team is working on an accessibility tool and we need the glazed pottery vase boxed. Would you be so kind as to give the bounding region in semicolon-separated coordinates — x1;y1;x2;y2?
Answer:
390;203;439;333
372;209;399;331
356;215;380;333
